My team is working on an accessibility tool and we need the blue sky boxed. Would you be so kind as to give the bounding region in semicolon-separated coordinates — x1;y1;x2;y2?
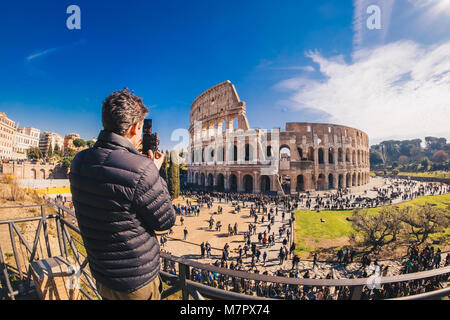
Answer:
1;0;449;150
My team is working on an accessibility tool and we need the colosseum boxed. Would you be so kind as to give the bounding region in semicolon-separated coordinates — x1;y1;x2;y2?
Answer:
187;81;370;195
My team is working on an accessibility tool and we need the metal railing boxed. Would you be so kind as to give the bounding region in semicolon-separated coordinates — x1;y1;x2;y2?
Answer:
159;251;450;300
1;202;449;300
0;203;101;300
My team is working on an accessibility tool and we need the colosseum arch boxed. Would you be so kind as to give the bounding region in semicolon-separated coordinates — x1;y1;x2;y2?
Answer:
296;174;305;192
338;174;344;189
280;145;291;157
338;148;344;163
207;173;214;188
243;175;253;193
260;175;271;194
346;149;351;163
280;175;291;194
328;148;334;164
229;174;238;192
318;148;325;164
216;174;225;191
317;173;327;190
328;173;334;189
200;173;206;187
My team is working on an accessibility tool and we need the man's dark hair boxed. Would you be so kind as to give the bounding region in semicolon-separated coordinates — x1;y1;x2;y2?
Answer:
102;88;149;136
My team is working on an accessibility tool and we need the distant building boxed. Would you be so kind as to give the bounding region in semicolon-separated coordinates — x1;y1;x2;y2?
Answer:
63;133;80;156
39;132;64;156
13;127;41;160
0;112;16;160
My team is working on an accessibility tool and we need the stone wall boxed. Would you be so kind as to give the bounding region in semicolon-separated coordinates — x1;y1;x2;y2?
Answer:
1;161;66;180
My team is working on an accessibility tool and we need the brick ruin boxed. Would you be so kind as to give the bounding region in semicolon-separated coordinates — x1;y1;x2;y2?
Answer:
187;81;370;194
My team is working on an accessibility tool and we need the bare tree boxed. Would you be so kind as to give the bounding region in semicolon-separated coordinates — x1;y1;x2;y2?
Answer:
399;204;449;245
351;207;402;253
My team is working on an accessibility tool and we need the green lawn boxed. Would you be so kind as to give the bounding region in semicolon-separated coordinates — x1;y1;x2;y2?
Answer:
398;171;450;179
294;193;450;256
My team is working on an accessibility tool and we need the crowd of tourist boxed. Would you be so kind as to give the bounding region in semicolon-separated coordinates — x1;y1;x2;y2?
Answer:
159;178;450;300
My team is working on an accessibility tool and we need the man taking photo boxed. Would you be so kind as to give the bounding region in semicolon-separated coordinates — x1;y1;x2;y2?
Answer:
69;88;176;300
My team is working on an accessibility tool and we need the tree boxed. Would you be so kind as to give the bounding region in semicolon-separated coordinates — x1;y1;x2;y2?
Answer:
421;157;430;171
398;155;409;165
159;154;169;182
27;147;43;160
54;144;59;155
400;204;449;245
66;148;77;157
86;140;95;148
47;143;53;158
351;207;403;253
61;156;75;177
61;157;73;169
168;151;180;199
370;149;384;166
73;138;87;148
425;137;447;155
432;150;448;163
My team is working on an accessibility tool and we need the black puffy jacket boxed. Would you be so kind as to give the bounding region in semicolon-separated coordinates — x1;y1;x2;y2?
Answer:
69;130;176;293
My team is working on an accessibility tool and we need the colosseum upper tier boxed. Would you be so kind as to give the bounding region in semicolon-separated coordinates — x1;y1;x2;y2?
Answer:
187;81;370;195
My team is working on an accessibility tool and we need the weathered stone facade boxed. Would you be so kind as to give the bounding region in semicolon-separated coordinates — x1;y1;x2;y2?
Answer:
1;161;61;179
187;81;370;194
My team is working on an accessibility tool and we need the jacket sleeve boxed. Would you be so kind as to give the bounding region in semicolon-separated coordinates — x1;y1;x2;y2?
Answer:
133;161;176;232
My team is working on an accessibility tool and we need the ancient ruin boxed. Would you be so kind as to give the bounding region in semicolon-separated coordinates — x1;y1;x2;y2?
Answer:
187;81;370;194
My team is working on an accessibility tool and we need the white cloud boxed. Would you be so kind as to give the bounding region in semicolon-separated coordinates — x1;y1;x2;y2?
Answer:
409;0;450;15
275;40;450;143
26;47;58;62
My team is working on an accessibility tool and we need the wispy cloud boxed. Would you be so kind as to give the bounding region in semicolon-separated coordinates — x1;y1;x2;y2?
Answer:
25;39;86;63
256;59;315;72
274;40;450;143
26;47;59;62
274;66;315;72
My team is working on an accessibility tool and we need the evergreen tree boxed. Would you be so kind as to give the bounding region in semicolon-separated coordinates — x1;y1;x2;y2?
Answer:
168;150;180;199
159;153;170;182
47;143;53;158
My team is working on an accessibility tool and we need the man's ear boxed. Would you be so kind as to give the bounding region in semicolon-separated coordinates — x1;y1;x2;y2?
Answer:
129;122;138;136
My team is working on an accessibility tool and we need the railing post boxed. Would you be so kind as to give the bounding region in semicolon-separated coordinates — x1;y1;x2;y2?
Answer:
0;245;16;300
8;222;23;281
179;262;190;300
41;205;52;258
55;215;65;257
350;285;363;300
